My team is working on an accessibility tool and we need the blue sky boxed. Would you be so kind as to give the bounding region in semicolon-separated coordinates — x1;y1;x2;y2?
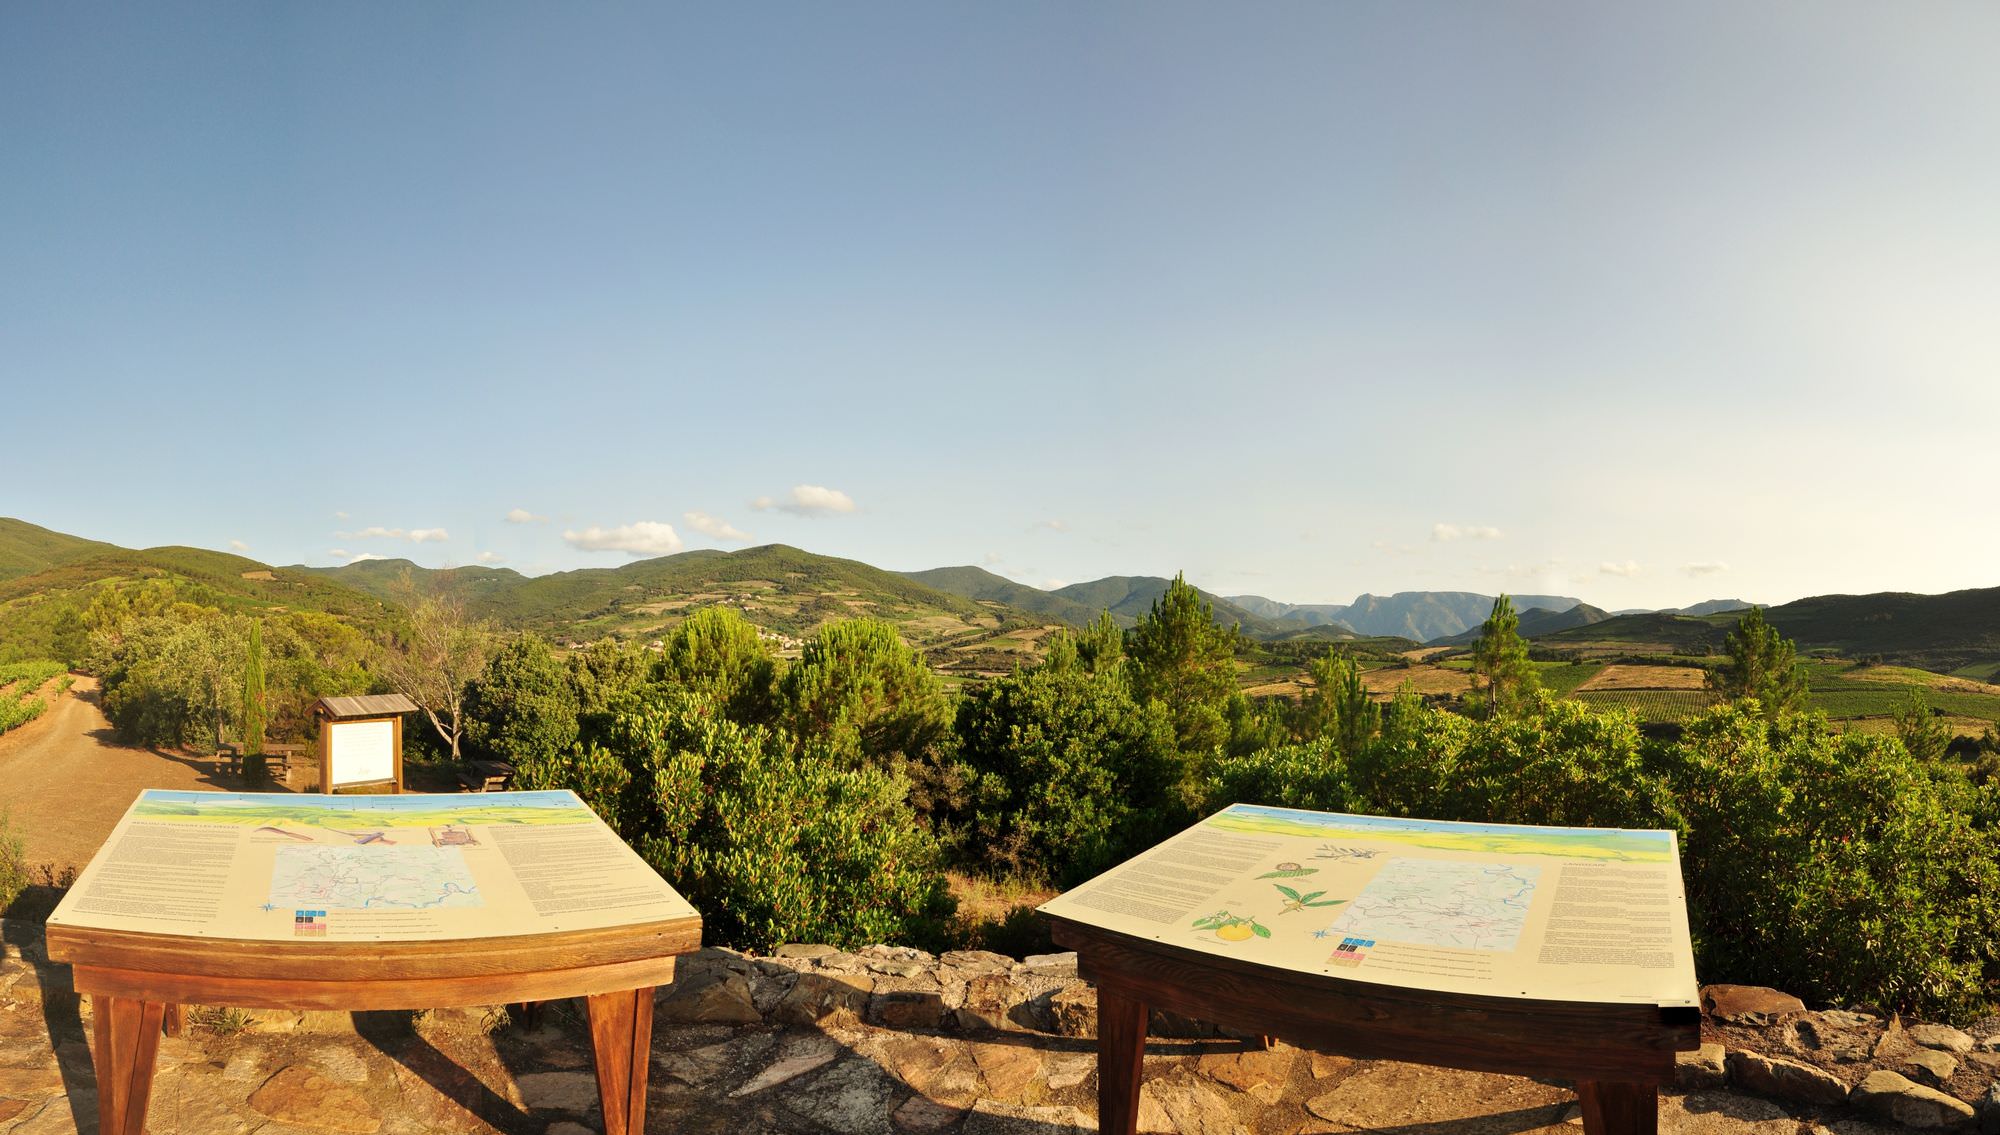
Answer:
4;4;1996;609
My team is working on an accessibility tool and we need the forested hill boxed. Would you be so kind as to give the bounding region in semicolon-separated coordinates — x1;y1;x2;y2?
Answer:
1529;587;2000;675
898;566;1107;627
305;545;1036;648
1045;576;1299;637
0;537;402;662
0;517;118;582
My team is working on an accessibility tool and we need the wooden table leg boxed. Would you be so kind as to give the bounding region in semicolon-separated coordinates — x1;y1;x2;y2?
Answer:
93;996;166;1135
1097;985;1149;1135
161;1003;184;1038
1577;1081;1658;1135
586;987;654;1135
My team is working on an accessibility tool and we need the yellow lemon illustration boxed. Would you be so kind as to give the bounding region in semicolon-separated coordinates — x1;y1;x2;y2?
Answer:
1215;922;1255;942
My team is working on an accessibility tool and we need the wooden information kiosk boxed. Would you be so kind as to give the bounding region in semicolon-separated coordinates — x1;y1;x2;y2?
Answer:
45;789;701;1135
312;693;419;794
1041;804;1701;1135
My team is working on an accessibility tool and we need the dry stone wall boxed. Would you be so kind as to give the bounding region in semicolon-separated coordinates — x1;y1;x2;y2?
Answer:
5;920;2000;1134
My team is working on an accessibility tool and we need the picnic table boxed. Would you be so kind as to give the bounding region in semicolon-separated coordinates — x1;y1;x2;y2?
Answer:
216;743;309;781
457;759;515;793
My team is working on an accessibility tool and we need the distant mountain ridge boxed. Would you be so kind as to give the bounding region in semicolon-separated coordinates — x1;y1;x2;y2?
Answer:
1222;590;1584;643
4;517;1997;673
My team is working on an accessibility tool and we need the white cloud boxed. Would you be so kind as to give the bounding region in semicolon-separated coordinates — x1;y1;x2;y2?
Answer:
228;539;249;553
750;484;857;516
683;511;752;542
338;525;450;543
477;551;505;564
1599;560;1644;577
564;521;684;557
1041;579;1068;590
329;549;386;564
1685;561;1730;577
333;511;350;521
1036;519;1069;533
1432;523;1504;542
505;508;548;524
981;552;1005;566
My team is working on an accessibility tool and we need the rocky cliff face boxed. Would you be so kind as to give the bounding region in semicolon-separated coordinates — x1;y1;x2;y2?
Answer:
3;923;1999;1134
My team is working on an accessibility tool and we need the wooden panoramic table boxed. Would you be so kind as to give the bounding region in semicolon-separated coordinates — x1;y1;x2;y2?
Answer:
45;789;702;1135
1042;805;1701;1135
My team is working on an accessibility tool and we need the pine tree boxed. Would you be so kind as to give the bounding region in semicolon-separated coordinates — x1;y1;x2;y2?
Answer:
1126;574;1237;755
241;619;266;766
1707;607;1807;717
1470;595;1540;719
1307;650;1380;757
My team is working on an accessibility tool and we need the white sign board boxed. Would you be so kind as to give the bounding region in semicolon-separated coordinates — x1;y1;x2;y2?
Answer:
327;719;395;788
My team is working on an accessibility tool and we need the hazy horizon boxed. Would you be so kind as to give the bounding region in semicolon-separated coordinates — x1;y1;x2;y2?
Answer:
5;4;1995;609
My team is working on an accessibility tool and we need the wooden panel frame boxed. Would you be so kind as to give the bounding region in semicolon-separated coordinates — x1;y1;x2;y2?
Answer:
47;915;702;982
51;913;702;1135
316;712;405;793
1051;916;1699;1135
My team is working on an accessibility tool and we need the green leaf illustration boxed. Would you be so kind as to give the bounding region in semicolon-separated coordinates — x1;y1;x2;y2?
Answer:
1257;868;1318;879
1305;897;1348;908
1251;922;1272;939
1274;884;1303;902
1297;890;1326;903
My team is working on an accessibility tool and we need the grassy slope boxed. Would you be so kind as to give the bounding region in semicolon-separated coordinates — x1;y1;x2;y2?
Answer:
308;545;1049;652
0;544;402;661
0;517;119;583
899;566;1110;628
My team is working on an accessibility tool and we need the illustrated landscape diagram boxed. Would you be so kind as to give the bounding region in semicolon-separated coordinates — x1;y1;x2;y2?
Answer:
1205;803;1675;863
132;789;595;836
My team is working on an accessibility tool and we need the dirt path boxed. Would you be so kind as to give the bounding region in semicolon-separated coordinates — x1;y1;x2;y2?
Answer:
0;676;232;873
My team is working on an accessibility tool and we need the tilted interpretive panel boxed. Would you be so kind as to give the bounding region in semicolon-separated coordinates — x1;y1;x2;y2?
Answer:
1041;803;1697;1007
48;789;696;943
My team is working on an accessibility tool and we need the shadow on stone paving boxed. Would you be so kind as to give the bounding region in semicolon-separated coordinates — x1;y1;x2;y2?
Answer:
352;1008;543;1134
1;911;99;1133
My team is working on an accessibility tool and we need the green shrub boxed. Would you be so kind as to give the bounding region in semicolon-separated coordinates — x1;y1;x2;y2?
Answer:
1205;693;1998;1019
954;658;1183;885
0;812;27;914
1662;705;2000;1018
536;688;955;951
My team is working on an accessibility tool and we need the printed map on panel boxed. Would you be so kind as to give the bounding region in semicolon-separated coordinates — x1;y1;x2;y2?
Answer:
1323;857;1538;951
268;846;482;911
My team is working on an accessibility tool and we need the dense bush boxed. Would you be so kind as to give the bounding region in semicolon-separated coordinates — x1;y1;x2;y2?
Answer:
519;686;955;951
1210;692;1999;1019
1663;705;2000;1018
464;636;580;768
0;812;26;914
953;645;1182;885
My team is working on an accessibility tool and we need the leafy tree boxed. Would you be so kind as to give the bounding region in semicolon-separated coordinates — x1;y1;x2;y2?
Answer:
1125;574;1237;755
382;573;492;760
661;608;779;724
1893;688;1952;764
1469;596;1540;719
1707;607;1807;716
954;657;1181;884
1306;650;1380;758
464;635;581;770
